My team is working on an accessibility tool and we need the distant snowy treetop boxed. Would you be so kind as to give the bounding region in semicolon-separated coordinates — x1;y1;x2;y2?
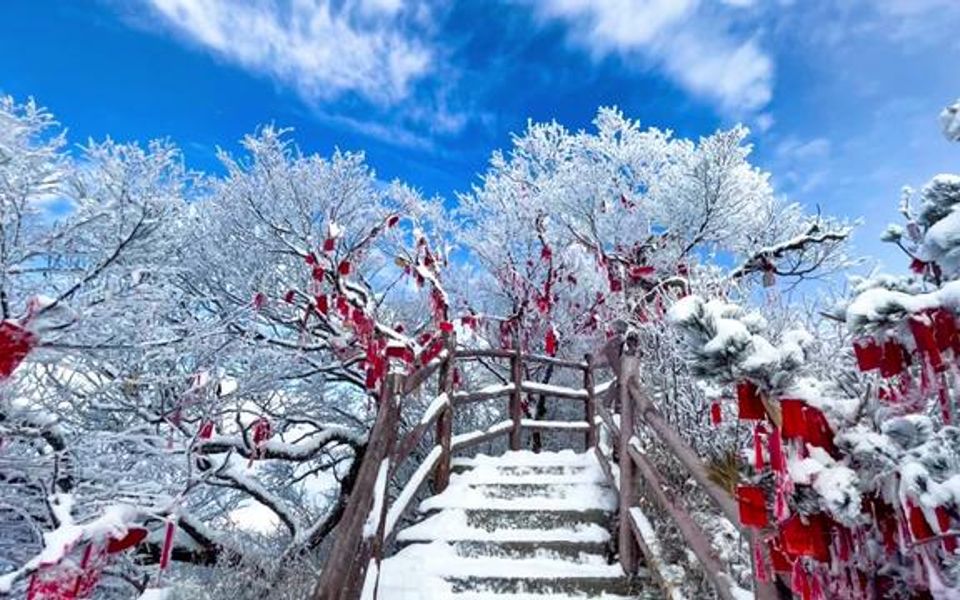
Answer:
941;98;960;142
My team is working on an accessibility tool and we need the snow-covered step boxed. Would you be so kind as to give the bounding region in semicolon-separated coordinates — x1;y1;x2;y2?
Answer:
382;450;659;599
434;540;610;561
397;507;611;544
446;575;649;597
449;593;641;600
421;483;616;512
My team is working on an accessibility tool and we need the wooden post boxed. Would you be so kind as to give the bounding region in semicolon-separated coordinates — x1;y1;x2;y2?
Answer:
618;353;640;576
509;346;523;451
434;340;454;493
583;354;596;451
312;374;401;600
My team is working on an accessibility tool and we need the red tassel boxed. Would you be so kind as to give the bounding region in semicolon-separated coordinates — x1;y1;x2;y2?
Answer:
323;237;335;252
768;538;793;572
737;381;766;420
936;506;957;553
908;502;936;541
909;315;945;372
439;321;454;333
338;260;351;276
753;539;769;582
710;401;722;426
753;423;766;471
769;426;785;473
792;561;811;600
775;475;789;521
284;290;296;304
737;485;768;528
939;373;952;424
159;520;175;570
315;295;329;315
810;573;825;600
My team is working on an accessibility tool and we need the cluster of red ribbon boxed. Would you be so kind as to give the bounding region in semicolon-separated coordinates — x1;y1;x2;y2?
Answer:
730;380;854;599
26;527;152;600
853;307;959;422
730;349;960;598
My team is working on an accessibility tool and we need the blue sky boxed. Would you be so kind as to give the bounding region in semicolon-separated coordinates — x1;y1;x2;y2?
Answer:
2;0;959;270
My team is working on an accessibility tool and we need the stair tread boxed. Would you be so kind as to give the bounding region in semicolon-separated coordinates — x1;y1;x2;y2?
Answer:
382;450;662;599
398;508;612;543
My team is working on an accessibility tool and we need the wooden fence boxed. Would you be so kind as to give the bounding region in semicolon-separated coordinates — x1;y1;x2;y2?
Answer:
312;333;779;600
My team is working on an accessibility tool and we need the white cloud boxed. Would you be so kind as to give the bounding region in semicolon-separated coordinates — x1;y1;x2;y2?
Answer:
775;137;831;161
527;0;773;115
144;0;432;105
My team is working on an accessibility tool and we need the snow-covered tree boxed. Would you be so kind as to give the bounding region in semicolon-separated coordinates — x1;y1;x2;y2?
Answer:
665;97;960;599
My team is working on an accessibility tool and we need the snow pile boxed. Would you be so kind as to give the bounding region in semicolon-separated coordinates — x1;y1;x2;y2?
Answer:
668;294;811;391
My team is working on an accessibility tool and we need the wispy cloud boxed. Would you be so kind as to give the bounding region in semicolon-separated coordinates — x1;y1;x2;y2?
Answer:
525;0;773;115
143;0;432;105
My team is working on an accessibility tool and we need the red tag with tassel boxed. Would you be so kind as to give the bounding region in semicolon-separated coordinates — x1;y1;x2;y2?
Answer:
852;338;882;371
768;426;786;474
737;381;766;420
880;339;908;377
0;321;36;379
737;485;768;528
767;538;793;573
753;423;766;471
780;513;830;562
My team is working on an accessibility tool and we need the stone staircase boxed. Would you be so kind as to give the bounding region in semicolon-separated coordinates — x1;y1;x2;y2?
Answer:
377;450;660;599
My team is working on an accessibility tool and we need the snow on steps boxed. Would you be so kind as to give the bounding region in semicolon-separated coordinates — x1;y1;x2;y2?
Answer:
380;450;659;599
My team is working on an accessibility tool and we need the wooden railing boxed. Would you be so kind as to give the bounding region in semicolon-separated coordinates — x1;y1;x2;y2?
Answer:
312;334;778;600
591;344;779;600
312;335;596;600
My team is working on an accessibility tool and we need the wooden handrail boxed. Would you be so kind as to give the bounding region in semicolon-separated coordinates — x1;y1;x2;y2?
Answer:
314;333;777;600
595;353;779;600
313;336;600;600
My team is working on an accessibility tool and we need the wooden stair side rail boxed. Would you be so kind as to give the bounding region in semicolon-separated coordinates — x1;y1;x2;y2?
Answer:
312;373;402;600
434;341;455;493
617;353;640;576
622;360;780;600
625;440;743;600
